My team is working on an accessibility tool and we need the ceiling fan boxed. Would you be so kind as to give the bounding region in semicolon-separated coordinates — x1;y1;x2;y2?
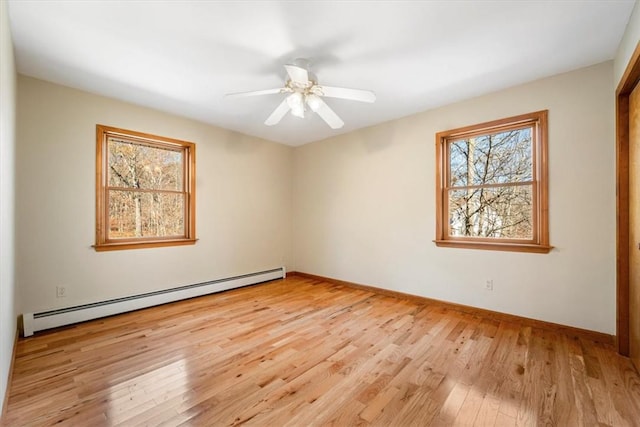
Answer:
225;61;376;129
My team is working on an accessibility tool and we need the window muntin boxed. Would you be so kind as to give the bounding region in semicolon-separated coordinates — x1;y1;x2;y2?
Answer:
435;111;551;253
95;125;196;251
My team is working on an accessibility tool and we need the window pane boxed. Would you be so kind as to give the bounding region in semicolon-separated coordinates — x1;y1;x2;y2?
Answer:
108;138;183;191
448;185;533;239
108;191;185;239
449;128;532;187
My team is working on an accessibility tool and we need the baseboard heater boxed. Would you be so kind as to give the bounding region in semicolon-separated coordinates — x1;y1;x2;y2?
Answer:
22;267;285;337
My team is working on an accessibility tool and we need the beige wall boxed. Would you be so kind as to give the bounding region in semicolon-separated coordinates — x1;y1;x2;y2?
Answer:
16;76;293;314
293;62;616;334
614;0;639;85
0;0;17;414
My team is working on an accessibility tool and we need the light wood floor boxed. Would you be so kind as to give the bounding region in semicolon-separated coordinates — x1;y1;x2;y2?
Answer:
4;276;640;426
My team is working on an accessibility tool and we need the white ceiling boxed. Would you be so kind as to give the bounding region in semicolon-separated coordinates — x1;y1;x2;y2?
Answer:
7;1;636;146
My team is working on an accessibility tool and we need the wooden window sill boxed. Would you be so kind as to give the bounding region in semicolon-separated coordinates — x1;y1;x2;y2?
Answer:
93;238;198;252
434;240;553;254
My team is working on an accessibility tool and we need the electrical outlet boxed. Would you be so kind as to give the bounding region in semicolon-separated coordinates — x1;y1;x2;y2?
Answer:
485;280;494;291
56;286;67;298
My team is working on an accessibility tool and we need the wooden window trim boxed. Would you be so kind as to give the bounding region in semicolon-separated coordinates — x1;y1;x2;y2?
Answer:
434;110;552;253
94;125;196;251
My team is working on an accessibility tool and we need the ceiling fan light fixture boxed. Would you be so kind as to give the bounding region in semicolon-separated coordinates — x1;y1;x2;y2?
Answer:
287;92;305;118
306;94;322;112
291;105;305;118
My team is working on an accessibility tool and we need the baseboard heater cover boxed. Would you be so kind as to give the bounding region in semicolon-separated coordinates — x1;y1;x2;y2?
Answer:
22;267;285;337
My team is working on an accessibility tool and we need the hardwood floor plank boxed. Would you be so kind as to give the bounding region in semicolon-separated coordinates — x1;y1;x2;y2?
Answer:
4;277;640;426
474;392;501;426
453;385;485;426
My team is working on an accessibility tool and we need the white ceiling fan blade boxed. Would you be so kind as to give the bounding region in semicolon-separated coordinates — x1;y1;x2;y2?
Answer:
264;99;291;126
313;97;344;129
225;88;284;99
316;85;376;103
284;64;309;85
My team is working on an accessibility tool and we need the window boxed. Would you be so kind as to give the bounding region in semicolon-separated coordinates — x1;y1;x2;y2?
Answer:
95;125;196;251
435;110;551;253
